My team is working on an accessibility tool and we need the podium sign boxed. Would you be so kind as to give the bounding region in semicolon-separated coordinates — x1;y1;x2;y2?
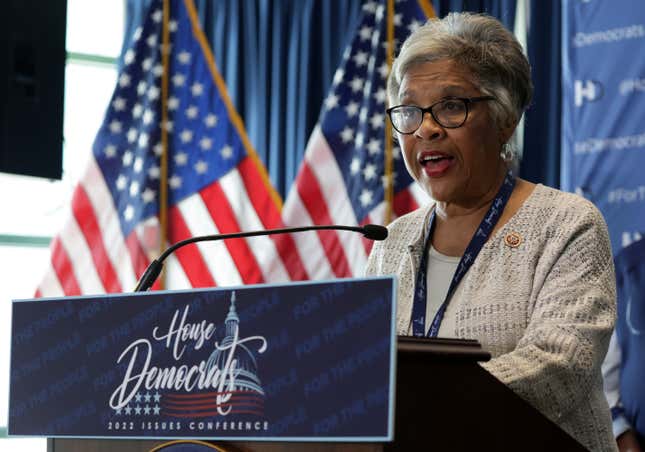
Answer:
9;277;396;442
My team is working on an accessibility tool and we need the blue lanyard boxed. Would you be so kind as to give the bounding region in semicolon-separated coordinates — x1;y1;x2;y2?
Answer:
411;171;516;337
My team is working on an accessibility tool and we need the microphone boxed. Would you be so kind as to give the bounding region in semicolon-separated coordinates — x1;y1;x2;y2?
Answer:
134;224;388;292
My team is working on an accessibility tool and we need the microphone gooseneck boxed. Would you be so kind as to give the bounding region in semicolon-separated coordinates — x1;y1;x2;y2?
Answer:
134;224;388;292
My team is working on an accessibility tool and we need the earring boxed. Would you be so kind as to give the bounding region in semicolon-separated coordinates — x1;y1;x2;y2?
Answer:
500;143;514;162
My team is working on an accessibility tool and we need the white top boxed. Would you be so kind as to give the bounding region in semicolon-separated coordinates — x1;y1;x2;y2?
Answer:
423;245;460;336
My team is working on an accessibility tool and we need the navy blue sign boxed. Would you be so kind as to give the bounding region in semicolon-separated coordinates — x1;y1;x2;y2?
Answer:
9;277;396;441
562;0;645;252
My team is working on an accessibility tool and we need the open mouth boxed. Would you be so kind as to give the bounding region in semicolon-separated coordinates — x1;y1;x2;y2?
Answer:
418;153;454;176
419;154;453;165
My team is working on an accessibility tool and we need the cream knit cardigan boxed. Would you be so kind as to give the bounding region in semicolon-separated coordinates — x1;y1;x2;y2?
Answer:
366;184;617;452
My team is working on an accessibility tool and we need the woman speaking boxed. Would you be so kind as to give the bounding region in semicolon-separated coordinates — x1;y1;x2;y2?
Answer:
366;12;617;452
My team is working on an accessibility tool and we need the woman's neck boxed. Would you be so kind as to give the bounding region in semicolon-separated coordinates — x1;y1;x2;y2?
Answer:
434;165;507;221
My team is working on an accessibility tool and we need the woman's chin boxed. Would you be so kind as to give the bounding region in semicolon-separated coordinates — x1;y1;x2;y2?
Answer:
420;178;458;203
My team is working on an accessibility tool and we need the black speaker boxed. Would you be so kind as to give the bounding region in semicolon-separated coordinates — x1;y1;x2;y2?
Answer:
0;0;66;180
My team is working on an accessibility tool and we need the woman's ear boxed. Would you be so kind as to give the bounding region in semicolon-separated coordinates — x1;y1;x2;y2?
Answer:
499;120;517;146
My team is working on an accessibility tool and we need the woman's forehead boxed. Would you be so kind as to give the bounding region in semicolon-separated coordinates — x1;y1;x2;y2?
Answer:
399;60;479;99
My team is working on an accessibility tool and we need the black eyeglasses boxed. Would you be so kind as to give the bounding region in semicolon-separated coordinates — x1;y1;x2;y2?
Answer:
386;96;496;134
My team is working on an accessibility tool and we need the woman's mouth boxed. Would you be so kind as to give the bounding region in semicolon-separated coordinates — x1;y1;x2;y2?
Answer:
419;152;454;177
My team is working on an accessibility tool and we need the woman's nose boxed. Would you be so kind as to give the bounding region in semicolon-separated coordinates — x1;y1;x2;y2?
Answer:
415;111;445;140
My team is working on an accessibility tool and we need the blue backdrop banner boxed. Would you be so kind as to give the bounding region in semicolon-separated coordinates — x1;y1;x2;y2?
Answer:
9;278;396;441
561;0;645;252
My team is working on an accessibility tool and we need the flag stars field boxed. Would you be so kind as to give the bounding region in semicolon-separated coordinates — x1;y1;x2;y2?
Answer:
168;96;180;110
118;73;131;88
186;105;198;119
178;50;191;64
133;156;144;172
220;145;233;159
349;77;363;93
324;94;339;110
104;144;117;158
129;181;140;197
199;137;212;150
333;68;345;85
370;113;384;129
350;157;361;175
191;82;204;96
151;8;162;22
366;139;381;155
194;160;208;174
353;51;369;67
146;34;157;48
341;127;354;143
112;97;127;111
137;81;147;96
162;120;174;131
133;104;144;117
204;113;218;127
175;152;188;166
143;110;155;125
116;175;127;190
147;86;160;101
127;128;138;143
123;49;136;65
141;187;156;204
180;129;193;143
345;101;360;117
172;73;186;86
359;25;372;40
109;120;122;134
359;189;374;207
169;175;182;189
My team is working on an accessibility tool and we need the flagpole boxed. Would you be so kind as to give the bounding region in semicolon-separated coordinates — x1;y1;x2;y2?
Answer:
384;0;395;225
158;0;171;290
416;0;436;18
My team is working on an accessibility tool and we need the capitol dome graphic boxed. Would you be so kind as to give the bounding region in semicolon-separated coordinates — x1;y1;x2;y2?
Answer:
203;291;265;415
160;291;266;418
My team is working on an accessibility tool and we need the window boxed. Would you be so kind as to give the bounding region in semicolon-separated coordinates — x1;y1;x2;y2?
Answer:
0;1;124;449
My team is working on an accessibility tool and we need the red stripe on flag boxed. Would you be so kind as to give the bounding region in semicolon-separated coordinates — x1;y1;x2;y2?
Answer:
124;232;155;290
393;187;419;218
125;233;150;279
359;216;375;257
295;163;352;278
167;206;217;288
71;186;122;293
237;157;309;280
50;237;82;296
199;182;264;285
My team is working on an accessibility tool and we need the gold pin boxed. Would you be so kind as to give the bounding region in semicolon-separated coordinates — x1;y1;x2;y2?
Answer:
504;231;522;248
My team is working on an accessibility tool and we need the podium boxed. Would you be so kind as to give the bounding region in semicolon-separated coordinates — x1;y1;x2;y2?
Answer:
48;337;587;452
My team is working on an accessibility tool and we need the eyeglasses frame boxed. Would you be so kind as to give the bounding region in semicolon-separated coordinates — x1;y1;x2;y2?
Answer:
386;96;496;134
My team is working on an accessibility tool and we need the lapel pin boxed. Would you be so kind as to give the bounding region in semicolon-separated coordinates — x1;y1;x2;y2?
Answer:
504;231;522;248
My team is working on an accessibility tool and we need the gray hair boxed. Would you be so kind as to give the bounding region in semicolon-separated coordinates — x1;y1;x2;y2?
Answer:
388;12;533;130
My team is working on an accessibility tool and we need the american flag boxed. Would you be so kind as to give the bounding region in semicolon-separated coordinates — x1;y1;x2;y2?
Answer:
36;0;308;296
281;0;433;279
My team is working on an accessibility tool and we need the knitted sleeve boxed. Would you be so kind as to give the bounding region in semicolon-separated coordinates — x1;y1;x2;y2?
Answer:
480;201;617;423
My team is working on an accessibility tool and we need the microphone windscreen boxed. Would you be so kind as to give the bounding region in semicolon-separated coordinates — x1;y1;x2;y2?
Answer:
362;224;388;241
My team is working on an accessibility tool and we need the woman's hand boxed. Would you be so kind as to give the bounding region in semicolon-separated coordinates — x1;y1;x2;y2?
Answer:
617;429;642;452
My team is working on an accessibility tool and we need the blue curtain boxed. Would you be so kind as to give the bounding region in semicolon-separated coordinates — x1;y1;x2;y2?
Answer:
124;0;560;198
433;0;517;28
520;0;561;188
